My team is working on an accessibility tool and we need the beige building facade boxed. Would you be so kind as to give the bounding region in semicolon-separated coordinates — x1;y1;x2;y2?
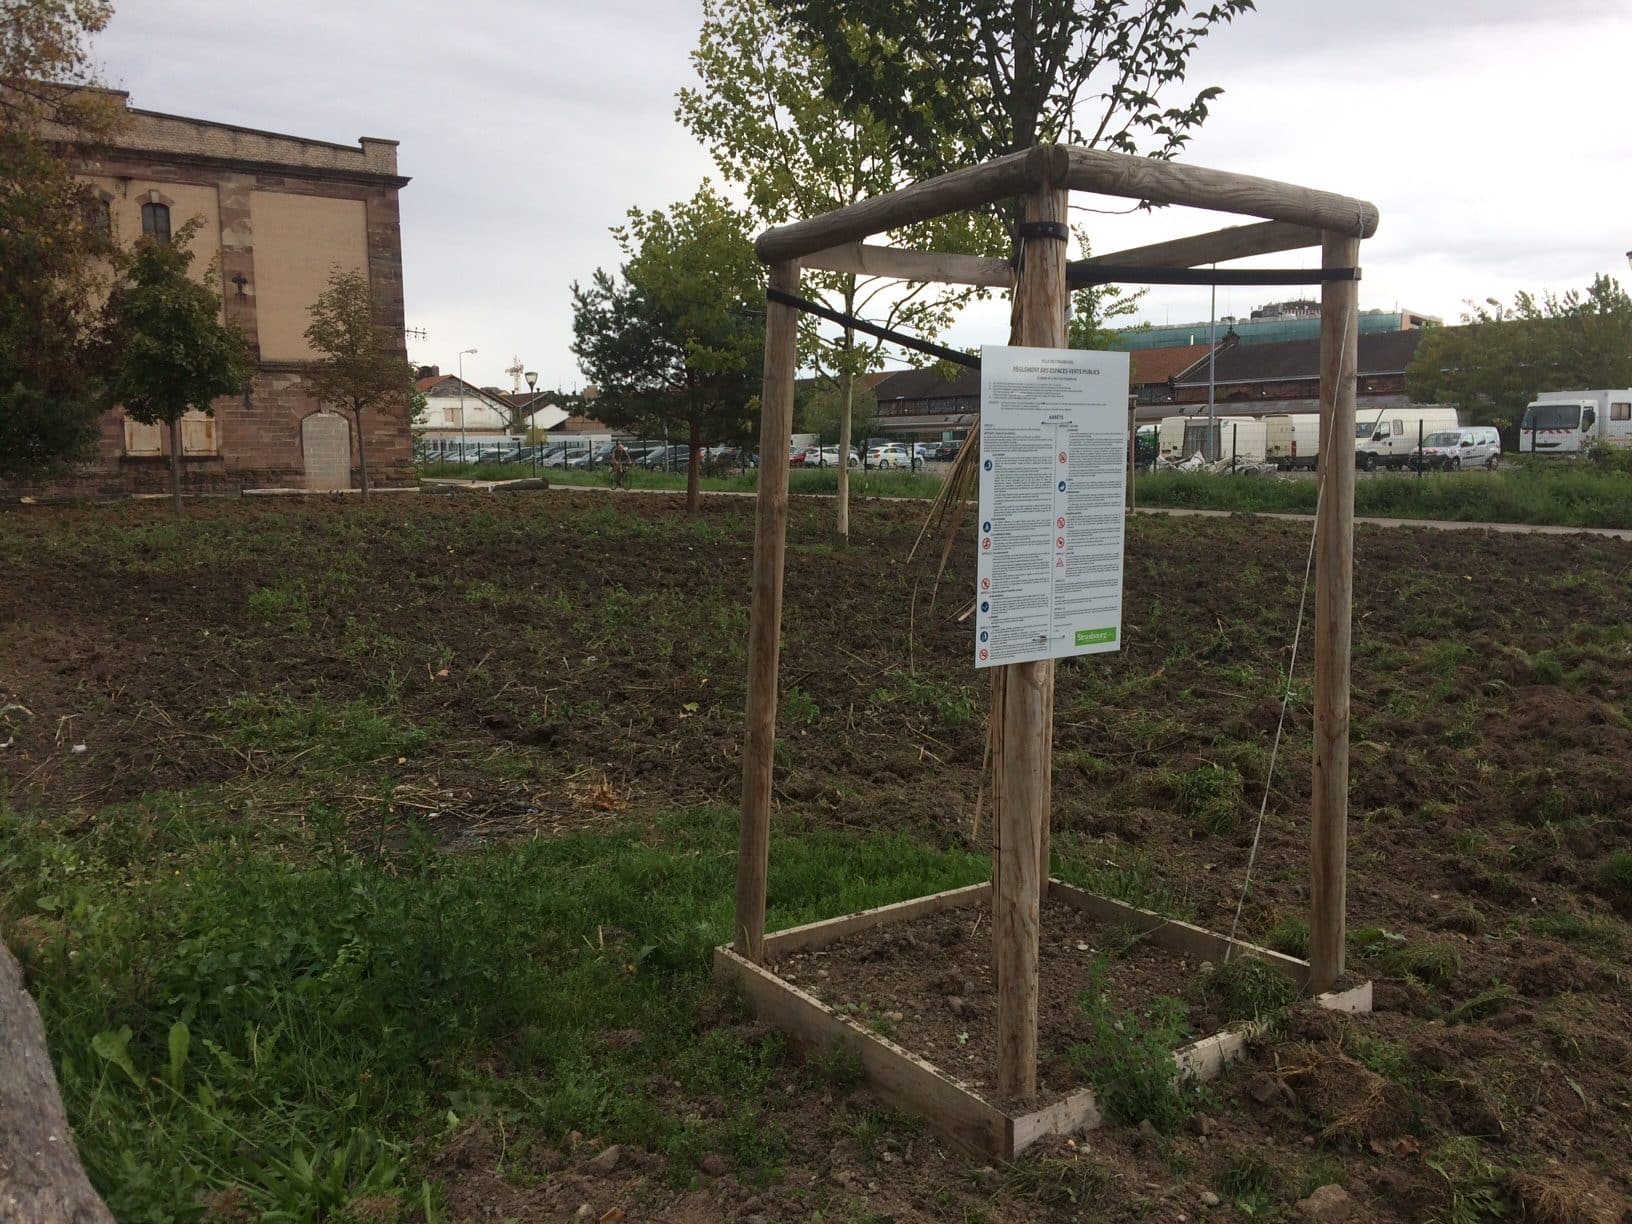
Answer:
63;92;414;494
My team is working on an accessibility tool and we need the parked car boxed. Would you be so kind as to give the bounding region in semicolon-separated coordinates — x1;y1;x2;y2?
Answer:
1410;426;1502;471
644;444;692;471
710;445;758;469
931;441;962;462
788;446;808;467
867;444;920;470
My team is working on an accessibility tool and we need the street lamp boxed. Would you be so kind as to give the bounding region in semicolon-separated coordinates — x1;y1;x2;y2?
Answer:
457;348;477;463
525;370;539;476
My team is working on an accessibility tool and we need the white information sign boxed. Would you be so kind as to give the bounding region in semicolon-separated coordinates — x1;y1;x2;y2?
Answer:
974;345;1130;669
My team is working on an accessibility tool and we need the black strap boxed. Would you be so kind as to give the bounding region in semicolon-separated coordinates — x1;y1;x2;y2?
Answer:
1014;221;1070;242
1069;264;1362;288
766;286;981;371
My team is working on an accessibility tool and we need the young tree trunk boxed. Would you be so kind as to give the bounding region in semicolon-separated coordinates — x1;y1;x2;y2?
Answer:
353;406;371;503
835;301;856;545
836;361;855;545
168;416;183;516
686;417;702;515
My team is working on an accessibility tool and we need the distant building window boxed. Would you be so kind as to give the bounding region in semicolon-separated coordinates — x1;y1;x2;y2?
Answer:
141;201;171;243
123;416;162;456
1612;402;1631;422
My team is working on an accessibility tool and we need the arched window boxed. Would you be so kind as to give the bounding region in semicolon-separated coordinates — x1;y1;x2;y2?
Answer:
140;201;171;244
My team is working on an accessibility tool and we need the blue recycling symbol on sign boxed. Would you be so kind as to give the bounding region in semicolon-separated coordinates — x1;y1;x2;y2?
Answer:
980;600;990;613
980;630;989;642
983;459;994;471
1058;480;1067;492
982;520;991;533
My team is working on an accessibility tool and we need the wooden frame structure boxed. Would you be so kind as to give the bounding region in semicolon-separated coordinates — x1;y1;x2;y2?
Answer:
724;142;1377;1155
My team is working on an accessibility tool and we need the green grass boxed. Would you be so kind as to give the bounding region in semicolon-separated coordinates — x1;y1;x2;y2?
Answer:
1599;850;1632;901
1136;463;1632;529
0;800;986;1220
1066;959;1200;1133
1190;955;1298;1024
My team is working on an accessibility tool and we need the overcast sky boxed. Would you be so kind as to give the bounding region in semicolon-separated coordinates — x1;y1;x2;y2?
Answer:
95;0;1632;392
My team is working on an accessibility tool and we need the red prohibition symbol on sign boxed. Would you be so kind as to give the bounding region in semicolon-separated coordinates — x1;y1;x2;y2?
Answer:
1056;536;1065;549
1056;516;1066;529
981;537;992;551
981;577;991;590
1058;451;1067;463
979;648;989;661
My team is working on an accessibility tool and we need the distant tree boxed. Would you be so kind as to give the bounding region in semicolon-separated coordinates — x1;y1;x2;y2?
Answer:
797;380;876;449
1068;228;1146;350
1406;275;1632;443
1;0;122;480
303;266;412;502
769;0;1255;172
102;221;252;514
678;0;999;539
571;183;764;514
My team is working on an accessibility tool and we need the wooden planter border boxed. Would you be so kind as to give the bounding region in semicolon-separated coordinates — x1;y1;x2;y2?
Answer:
717;880;1371;1160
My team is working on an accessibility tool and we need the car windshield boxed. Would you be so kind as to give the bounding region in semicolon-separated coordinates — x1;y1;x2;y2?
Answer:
1354;421;1379;439
1521;403;1581;429
1422;432;1460;447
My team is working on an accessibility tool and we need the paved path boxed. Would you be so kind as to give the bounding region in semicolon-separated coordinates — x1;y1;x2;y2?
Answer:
1130;506;1632;541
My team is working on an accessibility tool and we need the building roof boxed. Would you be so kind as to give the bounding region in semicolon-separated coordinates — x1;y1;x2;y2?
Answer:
1130;343;1215;387
1173;329;1424;388
872;366;980;402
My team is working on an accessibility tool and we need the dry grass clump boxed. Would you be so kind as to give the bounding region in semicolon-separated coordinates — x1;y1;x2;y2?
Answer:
1502;1167;1623;1224
1272;1041;1412;1143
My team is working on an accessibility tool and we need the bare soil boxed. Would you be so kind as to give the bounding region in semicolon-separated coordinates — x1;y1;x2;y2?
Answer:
3;491;1630;1221
775;899;1206;1104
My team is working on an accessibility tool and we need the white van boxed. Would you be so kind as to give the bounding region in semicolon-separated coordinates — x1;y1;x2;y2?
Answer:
1355;406;1459;470
1264;413;1320;470
1412;426;1501;471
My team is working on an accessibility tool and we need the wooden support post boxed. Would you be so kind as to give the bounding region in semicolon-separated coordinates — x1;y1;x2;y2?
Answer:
994;180;1069;1100
1310;232;1359;992
736;259;800;962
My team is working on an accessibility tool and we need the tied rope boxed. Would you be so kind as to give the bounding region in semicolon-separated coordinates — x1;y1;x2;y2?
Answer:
1224;299;1367;956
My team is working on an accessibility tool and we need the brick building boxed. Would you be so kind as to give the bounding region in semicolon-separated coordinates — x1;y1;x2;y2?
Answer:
1171;329;1424;416
55;91;413;494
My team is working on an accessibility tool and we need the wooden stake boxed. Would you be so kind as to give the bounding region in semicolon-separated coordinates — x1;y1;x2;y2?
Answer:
1310;232;1359;992
994;182;1069;1100
735;259;800;962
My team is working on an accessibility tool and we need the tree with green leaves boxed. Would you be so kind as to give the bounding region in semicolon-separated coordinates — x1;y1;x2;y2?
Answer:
678;0;1000;541
571;183;764;514
1068;228;1146;350
102;221;252;514
1;0;122;481
769;0;1254;172
303;266;412;502
1406;275;1632;444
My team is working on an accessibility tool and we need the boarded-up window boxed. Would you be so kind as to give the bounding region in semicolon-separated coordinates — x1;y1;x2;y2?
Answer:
180;410;218;455
124;416;162;456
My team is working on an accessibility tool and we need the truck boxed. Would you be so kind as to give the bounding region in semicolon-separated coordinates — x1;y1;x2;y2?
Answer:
1518;390;1632;455
1157;415;1267;466
1264;413;1321;470
1354;406;1459;470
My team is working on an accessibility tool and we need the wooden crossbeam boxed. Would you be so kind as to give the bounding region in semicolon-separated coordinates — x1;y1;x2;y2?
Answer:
1064;148;1379;239
1081;220;1321;270
801;242;1013;287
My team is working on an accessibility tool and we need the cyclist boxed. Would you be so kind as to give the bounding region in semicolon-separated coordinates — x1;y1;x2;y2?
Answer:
609;440;631;488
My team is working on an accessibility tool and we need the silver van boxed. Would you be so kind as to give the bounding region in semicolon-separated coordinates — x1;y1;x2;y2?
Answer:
1413;426;1502;471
